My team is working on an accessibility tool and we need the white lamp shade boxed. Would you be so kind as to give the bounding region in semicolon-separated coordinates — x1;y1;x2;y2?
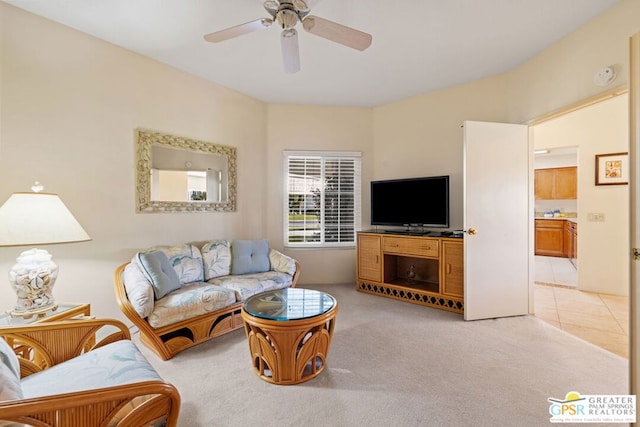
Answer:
0;192;91;246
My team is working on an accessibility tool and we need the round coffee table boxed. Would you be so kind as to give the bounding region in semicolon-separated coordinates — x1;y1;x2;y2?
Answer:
241;288;338;385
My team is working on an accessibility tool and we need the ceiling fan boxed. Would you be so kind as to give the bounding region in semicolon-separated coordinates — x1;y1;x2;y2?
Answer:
203;0;372;74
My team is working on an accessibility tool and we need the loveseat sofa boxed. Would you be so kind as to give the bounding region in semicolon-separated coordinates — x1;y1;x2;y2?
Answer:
114;239;300;360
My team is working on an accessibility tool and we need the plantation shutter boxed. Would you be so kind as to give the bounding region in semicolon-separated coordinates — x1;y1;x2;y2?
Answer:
284;151;361;248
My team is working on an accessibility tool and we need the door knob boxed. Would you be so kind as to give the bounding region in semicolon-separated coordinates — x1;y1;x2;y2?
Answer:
465;228;477;235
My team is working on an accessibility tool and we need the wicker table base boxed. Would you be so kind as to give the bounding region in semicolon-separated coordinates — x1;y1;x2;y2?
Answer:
241;289;337;385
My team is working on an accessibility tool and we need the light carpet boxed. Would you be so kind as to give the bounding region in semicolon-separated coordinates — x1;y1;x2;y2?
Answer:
132;283;628;427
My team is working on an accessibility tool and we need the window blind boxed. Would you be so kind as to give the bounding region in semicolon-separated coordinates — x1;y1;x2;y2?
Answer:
284;152;361;248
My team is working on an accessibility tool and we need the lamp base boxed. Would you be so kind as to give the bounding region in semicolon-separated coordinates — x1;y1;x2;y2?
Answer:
9;248;59;314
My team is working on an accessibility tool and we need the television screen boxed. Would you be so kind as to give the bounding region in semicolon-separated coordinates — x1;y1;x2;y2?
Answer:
370;176;449;228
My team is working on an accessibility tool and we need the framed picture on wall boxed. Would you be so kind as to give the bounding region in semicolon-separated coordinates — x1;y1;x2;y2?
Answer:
595;152;629;185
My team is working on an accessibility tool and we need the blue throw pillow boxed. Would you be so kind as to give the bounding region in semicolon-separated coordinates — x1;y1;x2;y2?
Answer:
231;239;270;275
136;250;181;300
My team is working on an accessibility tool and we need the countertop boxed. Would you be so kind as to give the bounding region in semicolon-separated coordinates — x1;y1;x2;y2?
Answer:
534;216;578;224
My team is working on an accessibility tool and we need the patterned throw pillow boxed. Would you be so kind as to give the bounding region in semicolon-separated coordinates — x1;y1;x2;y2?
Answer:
202;240;232;280
155;244;204;284
269;249;296;276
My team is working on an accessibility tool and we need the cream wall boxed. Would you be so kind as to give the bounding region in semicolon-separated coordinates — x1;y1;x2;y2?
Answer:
506;0;638;123
533;95;629;296
1;0;639;320
372;75;508;230
0;4;268;320
265;105;373;285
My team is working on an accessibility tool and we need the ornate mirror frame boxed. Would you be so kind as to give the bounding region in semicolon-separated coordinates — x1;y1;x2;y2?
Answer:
135;129;237;213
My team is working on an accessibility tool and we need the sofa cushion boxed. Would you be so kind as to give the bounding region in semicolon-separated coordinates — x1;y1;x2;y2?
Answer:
231;239;270;275
156;243;204;284
202;240;231;280
208;271;294;302
0;338;23;401
20;340;161;399
148;282;237;328
269;249;297;276
136;250;181;300
122;262;155;318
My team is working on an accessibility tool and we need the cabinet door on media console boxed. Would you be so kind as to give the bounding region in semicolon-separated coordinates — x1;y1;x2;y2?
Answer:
357;233;382;282
441;240;463;298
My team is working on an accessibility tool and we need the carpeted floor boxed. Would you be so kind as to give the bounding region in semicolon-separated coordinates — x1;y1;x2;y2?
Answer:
133;283;628;427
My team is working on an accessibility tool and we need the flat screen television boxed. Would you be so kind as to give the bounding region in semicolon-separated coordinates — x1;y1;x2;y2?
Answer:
370;176;450;228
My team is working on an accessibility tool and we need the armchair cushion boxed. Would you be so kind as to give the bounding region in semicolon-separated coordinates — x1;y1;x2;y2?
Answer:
231;239;270;275
0;338;23;401
148;282;237;328
20;340;161;399
208;270;294;302
136;250;181;300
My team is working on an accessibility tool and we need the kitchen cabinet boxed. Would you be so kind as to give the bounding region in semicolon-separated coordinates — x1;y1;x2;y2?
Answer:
535;219;564;257
534;167;577;200
570;223;578;267
563;220;572;257
536;219;578;260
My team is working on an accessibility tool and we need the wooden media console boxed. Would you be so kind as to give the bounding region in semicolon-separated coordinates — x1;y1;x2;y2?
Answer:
356;231;463;314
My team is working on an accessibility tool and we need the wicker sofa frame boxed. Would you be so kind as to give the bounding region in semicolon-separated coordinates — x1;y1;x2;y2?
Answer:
114;261;300;361
0;318;180;427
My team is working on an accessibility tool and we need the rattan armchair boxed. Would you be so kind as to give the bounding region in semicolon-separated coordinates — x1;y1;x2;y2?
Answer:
0;318;180;427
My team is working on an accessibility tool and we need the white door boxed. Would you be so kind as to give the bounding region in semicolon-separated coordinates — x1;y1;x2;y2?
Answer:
463;120;530;320
629;31;640;399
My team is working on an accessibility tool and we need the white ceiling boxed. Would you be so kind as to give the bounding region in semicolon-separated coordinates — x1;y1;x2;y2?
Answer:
2;0;620;107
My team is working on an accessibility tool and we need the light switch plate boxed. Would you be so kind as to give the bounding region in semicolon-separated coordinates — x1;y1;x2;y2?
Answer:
587;213;605;222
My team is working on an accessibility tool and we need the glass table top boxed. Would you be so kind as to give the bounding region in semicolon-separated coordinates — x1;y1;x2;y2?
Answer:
243;288;336;321
0;303;83;326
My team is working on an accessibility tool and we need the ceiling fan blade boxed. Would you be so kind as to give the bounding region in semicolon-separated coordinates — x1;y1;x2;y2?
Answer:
302;15;372;51
204;18;273;43
281;29;301;74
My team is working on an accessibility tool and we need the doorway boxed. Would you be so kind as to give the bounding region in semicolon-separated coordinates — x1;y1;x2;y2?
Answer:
530;93;629;358
533;146;578;288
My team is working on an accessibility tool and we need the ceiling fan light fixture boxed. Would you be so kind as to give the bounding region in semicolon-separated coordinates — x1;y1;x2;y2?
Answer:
292;0;309;12
204;0;373;73
282;28;297;38
277;9;299;29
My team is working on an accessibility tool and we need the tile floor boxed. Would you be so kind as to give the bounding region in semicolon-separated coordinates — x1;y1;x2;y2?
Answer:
533;256;629;358
535;255;577;287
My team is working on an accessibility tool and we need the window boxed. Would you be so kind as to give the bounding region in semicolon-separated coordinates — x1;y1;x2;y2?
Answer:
284;151;361;248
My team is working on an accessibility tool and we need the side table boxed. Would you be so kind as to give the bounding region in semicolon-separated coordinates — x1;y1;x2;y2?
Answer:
0;303;92;373
0;303;91;326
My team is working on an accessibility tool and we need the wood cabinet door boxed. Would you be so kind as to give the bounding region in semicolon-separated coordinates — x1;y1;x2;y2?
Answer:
572;223;578;260
357;234;382;282
534;169;554;199
535;221;564;256
554;167;577;199
442;240;463;297
563;221;572;257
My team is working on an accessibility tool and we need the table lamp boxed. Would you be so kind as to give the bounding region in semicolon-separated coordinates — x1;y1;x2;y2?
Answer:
0;183;90;317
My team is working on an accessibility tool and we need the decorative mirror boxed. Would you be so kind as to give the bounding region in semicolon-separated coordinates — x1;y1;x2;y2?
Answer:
135;129;237;212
